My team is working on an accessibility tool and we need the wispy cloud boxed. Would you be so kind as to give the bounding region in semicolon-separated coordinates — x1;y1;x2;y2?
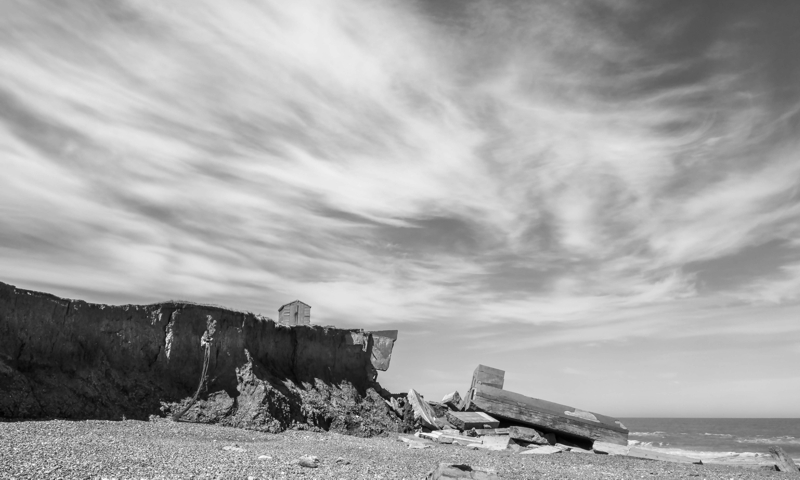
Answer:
1;0;800;413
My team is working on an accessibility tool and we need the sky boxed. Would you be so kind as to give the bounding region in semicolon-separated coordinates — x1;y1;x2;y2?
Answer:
1;0;799;418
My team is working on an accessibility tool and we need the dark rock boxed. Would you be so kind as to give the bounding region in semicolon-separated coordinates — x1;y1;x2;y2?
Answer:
427;463;501;479
297;455;320;468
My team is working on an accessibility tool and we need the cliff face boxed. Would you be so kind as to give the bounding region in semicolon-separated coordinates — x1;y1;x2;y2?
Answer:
0;282;399;436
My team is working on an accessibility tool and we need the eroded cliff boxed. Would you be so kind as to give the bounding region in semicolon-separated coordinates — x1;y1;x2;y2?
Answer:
0;282;399;436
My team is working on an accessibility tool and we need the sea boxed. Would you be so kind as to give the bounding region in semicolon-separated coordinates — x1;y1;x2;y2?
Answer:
620;418;800;461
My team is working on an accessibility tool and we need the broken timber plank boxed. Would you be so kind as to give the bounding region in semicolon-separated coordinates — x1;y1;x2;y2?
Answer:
627;447;702;465
468;383;629;445
446;411;500;430
408;389;439;429
769;446;800;474
556;443;593;454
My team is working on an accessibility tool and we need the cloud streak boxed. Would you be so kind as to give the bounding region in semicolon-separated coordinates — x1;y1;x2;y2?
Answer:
1;0;799;414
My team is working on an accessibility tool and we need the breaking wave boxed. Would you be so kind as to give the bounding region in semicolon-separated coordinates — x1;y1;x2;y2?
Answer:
629;431;667;437
736;436;800;445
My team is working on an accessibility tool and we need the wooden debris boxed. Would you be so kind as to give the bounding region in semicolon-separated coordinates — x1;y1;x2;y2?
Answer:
627;447;703;465
443;391;462;410
468;382;628;445
769;446;800;474
446;411;500;430
427;463;501;480
508;426;549;445
520;445;563;455
408;389;439;429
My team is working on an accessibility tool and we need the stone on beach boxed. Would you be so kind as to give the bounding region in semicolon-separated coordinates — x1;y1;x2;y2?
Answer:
427;463;502;479
297;455;320;468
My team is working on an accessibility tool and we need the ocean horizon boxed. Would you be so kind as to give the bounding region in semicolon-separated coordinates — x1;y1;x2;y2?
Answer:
620;418;800;461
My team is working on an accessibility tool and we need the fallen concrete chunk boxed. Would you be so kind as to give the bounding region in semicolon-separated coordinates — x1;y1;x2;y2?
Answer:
443;391;462;410
508;426;548;445
447;411;499;430
408;389;439;429
367;330;398;371
592;441;630;455
458;388;474;411
475;435;510;451
467;366;628;445
627;447;702;464
471;365;505;390
427;463;501;479
521;445;563;455
427;401;450;419
556;443;593;454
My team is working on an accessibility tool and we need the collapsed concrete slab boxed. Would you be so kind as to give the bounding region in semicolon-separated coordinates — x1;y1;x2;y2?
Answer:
462;365;629;446
0;281;399;436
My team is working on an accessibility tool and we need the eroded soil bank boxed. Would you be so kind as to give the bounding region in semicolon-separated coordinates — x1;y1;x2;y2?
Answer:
0;282;399;436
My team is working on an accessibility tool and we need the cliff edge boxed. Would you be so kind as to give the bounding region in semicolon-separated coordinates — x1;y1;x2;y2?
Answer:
0;281;400;436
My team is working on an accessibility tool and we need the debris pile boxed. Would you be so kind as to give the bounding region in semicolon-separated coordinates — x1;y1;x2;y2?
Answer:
396;364;628;450
391;364;779;468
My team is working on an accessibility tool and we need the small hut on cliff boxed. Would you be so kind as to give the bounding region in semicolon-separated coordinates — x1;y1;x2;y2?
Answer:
277;300;311;326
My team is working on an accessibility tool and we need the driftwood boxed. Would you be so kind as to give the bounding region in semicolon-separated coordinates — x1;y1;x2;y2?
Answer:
769;446;800;474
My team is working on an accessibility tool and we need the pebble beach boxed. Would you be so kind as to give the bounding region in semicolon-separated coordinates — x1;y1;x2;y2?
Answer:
0;420;785;479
